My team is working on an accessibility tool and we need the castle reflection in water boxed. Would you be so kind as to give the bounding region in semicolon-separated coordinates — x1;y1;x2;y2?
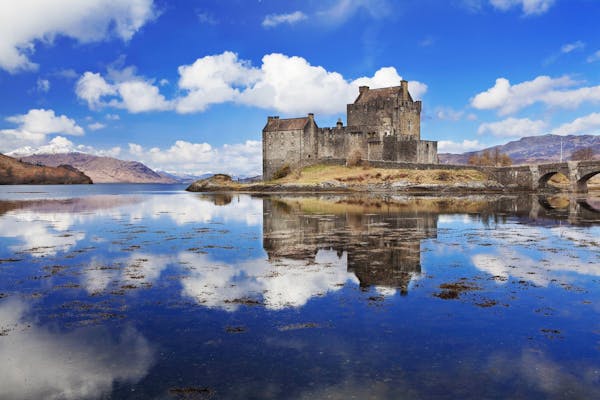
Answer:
259;194;600;295
262;196;438;294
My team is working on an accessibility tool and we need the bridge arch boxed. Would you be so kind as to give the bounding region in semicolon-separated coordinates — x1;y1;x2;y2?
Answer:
575;170;600;193
538;171;568;190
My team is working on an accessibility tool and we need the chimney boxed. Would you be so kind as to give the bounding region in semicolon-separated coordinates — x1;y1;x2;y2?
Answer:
359;86;369;94
274;116;279;119
401;80;409;100
336;118;343;128
308;113;314;122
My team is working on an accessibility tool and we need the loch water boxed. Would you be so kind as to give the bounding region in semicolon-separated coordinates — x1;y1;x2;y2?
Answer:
0;185;599;399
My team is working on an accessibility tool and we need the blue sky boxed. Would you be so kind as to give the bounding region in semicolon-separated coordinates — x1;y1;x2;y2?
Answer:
1;0;599;176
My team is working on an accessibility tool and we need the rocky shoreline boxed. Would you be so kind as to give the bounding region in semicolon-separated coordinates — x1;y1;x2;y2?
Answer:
185;174;515;194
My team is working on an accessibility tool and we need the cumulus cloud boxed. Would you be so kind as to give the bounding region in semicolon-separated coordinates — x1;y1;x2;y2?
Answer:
76;51;426;116
478;117;548;137
438;139;484;153
176;52;427;115
76;70;171;113
551;112;600;136
0;0;156;73
127;139;262;176
471;75;600;115
262;11;307;28
0;109;84;152
489;0;555;15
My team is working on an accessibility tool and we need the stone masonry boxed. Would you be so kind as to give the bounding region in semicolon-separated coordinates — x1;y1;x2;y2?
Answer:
262;80;438;180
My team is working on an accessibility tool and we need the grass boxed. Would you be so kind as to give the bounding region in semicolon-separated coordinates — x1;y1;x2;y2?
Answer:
272;164;488;185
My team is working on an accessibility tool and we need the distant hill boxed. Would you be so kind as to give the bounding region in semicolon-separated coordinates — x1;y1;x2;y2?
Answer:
15;153;176;183
439;134;600;165
0;153;92;184
155;171;213;184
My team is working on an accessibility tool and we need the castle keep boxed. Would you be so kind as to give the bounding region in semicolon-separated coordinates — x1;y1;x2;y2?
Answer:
262;80;438;180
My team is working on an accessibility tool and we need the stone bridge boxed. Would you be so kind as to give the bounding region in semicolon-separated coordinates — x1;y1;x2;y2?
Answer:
322;158;600;192
489;160;600;193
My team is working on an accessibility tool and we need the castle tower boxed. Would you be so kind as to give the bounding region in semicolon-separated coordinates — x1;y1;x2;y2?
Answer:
347;80;421;140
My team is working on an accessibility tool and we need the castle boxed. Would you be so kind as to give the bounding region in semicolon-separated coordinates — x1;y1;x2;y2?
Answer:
262;80;438;180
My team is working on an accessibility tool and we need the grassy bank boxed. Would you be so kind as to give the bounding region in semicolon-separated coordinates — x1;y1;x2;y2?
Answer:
271;164;488;185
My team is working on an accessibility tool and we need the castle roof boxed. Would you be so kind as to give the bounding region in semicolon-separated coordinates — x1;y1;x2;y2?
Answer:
354;85;413;104
263;117;311;132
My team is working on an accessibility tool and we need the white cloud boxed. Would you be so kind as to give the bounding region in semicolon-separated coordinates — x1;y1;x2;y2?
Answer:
317;0;392;24
88;122;105;131
561;41;585;54
116;80;171;113
587;50;600;63
262;11;307;28
36;78;50;93
0;0;156;73
176;52;427;115
76;72;118;110
105;113;120;120
0;109;84;152
434;107;465;121
76;70;171;113
471;75;600;115
438;139;484;153
76;51;427;116
489;0;555;15
478;117;548;137
127;139;262;176
6;109;84;136
52;68;79;79
551;112;600;136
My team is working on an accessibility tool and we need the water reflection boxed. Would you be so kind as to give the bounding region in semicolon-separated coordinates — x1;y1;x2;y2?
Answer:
0;190;598;399
0;300;153;400
263;196;440;295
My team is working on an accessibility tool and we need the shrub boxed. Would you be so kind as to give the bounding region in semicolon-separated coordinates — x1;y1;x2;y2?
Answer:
437;171;451;181
272;164;291;179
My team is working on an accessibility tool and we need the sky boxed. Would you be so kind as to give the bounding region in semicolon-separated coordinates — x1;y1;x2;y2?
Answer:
0;0;599;176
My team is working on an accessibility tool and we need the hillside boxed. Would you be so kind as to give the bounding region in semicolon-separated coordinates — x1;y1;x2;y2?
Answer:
0;154;92;184
16;153;176;183
439;134;600;165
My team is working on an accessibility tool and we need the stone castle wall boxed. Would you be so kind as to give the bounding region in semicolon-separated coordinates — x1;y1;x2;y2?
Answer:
262;81;438;180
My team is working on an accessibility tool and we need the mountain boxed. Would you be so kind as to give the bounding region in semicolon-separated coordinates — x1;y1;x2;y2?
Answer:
0;153;92;184
15;153;176;183
155;171;213;184
439;134;600;165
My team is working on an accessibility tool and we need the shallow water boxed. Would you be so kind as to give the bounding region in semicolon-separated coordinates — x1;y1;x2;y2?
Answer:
0;185;599;399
